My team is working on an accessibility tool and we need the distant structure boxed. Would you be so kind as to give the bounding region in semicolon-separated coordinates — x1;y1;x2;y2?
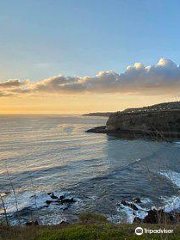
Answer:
83;112;113;117
84;101;180;117
122;101;180;114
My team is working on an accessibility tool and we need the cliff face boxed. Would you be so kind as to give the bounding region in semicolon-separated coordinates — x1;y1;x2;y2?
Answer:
106;111;180;133
86;102;180;140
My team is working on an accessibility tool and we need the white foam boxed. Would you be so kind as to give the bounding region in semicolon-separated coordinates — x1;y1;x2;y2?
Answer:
117;200;149;223
118;205;134;223
140;198;153;204
2;190;72;215
157;170;180;213
161;195;180;213
159;170;180;188
2;191;48;214
135;158;141;162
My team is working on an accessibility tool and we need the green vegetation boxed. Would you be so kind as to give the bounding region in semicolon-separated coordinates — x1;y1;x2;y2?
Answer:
0;213;180;240
79;213;107;223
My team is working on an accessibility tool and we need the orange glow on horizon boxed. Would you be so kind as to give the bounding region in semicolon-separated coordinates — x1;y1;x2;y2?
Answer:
0;93;176;114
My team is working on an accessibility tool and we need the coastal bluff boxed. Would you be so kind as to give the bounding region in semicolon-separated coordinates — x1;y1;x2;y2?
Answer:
87;102;180;141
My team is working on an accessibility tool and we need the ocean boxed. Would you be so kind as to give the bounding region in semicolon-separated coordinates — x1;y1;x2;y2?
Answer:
0;115;180;225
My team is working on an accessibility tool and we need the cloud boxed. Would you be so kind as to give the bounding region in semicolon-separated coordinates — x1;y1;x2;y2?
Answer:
0;58;180;97
0;79;29;88
0;90;12;97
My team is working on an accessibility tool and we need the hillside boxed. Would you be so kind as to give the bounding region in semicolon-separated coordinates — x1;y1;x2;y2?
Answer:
122;101;180;113
84;102;180;117
87;102;180;141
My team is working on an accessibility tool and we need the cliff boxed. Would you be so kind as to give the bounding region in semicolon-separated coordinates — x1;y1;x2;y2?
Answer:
87;102;180;141
106;110;180;133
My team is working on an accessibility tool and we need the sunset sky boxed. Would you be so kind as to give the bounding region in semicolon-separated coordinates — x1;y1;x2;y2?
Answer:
0;0;180;114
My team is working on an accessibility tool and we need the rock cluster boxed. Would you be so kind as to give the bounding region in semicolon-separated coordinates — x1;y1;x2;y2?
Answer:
120;198;180;224
46;192;76;206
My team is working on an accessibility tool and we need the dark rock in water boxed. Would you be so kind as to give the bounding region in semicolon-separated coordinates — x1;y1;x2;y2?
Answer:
86;126;106;133
121;200;138;211
61;197;76;204
133;197;142;204
46;196;76;206
120;200;127;205
50;193;58;199
47;192;59;199
59;195;65;201
46;200;53;205
26;220;39;226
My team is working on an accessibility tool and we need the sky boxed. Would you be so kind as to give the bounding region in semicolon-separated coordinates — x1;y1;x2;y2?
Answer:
0;0;180;114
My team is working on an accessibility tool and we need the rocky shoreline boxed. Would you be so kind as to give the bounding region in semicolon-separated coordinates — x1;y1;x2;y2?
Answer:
3;190;180;227
119;198;180;224
86;126;180;141
25;195;180;226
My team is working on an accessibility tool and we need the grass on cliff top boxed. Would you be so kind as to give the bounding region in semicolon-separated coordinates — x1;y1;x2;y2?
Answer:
0;213;180;240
